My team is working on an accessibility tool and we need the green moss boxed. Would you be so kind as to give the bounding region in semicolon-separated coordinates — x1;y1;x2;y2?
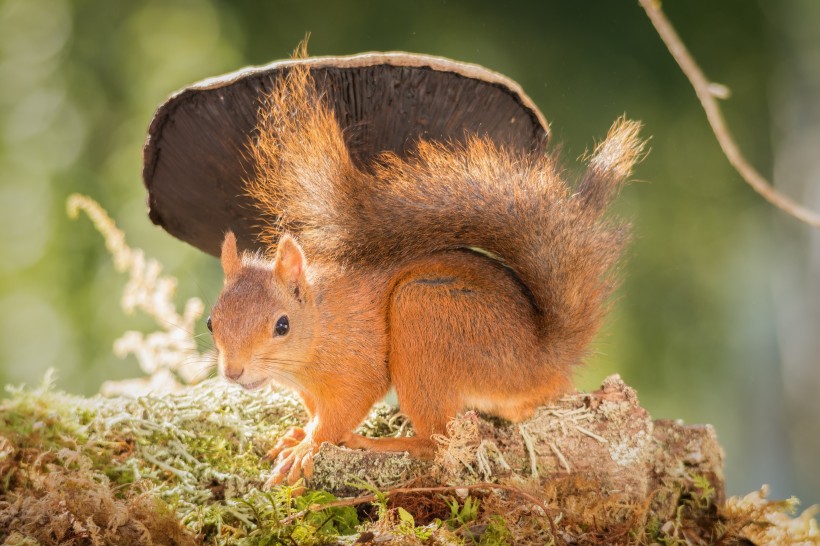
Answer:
0;377;376;545
0;373;95;455
2;376;817;546
479;516;513;546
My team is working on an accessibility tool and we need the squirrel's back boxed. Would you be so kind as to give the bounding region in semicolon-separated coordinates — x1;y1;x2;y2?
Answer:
247;63;645;367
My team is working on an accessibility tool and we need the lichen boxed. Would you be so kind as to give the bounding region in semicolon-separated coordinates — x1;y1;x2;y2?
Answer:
0;376;364;545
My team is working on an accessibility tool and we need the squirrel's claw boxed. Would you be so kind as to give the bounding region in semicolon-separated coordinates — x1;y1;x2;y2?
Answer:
263;436;317;489
264;426;307;461
288;448;314;484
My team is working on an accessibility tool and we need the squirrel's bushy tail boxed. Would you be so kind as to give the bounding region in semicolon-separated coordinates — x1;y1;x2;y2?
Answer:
248;65;645;365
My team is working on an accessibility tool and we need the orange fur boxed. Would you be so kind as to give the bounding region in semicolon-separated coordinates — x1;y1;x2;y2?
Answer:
210;61;645;486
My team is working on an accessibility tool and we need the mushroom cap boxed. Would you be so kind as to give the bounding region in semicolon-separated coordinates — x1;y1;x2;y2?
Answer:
143;52;549;256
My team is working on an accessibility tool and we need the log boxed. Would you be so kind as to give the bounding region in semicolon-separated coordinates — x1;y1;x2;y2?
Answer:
5;371;813;545
309;374;725;518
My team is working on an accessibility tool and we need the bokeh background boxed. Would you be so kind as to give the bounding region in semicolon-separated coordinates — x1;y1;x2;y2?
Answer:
1;0;818;508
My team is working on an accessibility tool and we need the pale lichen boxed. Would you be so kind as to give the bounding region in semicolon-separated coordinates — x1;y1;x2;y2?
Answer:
0;375;363;545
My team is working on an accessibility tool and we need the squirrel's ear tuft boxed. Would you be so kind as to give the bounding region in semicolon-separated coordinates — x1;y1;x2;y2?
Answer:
221;231;241;280
274;234;307;291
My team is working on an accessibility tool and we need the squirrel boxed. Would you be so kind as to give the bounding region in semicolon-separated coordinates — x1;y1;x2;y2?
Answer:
206;61;645;487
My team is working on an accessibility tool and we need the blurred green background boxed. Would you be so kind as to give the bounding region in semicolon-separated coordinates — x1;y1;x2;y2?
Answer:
1;0;818;508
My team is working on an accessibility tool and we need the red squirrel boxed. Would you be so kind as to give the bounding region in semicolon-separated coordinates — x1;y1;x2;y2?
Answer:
207;62;645;487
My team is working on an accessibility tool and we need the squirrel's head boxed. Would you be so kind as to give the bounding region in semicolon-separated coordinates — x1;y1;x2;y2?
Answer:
209;231;317;391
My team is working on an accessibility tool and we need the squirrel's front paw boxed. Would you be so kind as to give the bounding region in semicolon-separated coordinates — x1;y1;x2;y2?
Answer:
263;437;317;489
264;426;307;462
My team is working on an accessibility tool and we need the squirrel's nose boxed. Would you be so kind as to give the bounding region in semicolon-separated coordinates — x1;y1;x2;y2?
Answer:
224;367;244;381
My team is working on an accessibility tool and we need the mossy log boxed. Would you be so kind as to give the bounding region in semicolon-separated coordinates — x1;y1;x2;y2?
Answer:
2;373;816;545
310;374;724;519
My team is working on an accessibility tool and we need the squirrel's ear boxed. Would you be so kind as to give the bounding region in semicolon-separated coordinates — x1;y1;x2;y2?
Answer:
221;231;241;280
273;234;307;292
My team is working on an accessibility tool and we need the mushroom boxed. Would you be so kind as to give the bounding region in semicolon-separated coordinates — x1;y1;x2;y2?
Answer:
142;52;549;256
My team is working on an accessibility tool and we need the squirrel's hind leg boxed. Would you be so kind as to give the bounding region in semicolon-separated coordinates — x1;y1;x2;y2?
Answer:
372;261;488;457
377;251;561;458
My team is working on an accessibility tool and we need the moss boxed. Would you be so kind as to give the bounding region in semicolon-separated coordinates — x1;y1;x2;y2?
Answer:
2;377;817;545
0;377;342;545
0;373;94;456
0;450;198;545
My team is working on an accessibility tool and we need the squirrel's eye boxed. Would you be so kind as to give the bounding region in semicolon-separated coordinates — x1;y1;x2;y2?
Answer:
274;315;290;336
206;316;212;333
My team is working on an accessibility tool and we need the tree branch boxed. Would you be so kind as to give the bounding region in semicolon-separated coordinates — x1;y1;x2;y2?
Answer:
639;0;820;228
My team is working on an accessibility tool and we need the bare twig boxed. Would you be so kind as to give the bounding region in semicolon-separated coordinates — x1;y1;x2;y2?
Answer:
639;0;820;228
519;424;540;479
549;442;572;473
